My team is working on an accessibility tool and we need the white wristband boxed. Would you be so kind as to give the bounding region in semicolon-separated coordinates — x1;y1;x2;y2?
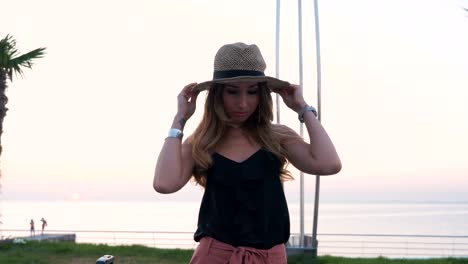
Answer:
167;128;183;140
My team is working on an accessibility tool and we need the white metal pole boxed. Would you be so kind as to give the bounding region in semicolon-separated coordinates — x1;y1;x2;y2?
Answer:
297;0;305;248
312;0;323;253
275;0;281;124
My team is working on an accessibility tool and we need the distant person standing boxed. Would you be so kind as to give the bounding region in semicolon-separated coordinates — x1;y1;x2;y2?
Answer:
30;219;35;237
40;217;47;235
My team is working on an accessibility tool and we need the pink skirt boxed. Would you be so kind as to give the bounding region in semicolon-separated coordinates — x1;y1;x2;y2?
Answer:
190;237;287;264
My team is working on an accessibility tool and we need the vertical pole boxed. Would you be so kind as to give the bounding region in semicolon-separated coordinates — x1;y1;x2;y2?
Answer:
275;0;281;124
297;0;305;248
311;0;322;256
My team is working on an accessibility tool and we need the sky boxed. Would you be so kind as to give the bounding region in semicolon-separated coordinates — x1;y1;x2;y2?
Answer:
1;0;468;203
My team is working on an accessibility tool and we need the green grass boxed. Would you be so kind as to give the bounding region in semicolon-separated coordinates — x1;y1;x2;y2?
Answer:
0;241;466;264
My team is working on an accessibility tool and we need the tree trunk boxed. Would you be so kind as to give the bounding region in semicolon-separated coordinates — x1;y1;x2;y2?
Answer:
0;68;8;158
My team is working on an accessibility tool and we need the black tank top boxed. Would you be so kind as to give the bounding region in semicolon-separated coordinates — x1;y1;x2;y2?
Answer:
194;148;290;249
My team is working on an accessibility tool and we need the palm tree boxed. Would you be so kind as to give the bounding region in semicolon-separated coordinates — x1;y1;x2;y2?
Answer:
0;35;46;164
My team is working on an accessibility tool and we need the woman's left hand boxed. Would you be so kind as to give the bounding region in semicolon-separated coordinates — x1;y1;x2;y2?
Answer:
273;84;307;113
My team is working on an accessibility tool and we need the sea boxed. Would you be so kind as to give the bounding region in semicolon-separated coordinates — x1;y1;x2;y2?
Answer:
1;200;468;258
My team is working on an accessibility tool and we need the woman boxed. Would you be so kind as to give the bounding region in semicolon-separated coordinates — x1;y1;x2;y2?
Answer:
154;42;341;263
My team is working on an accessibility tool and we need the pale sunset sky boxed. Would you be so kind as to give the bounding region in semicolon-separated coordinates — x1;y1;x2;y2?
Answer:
1;0;467;203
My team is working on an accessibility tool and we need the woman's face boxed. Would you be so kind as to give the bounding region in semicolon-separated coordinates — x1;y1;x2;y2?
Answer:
222;81;260;125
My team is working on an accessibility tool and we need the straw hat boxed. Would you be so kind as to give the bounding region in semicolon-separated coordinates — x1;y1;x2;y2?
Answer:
192;42;290;92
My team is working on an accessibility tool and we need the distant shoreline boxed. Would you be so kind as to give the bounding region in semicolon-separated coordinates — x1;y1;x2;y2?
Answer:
1;199;468;204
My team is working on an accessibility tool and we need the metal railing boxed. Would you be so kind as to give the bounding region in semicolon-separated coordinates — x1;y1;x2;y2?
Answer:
2;229;468;258
289;233;468;258
1;229;197;249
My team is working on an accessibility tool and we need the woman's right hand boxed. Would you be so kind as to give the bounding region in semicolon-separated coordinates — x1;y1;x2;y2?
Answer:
177;83;199;121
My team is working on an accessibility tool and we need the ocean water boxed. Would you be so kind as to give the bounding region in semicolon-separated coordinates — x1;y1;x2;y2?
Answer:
2;200;467;235
1;200;468;257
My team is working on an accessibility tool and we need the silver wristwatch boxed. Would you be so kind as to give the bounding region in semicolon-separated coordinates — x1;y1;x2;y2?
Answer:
298;105;318;123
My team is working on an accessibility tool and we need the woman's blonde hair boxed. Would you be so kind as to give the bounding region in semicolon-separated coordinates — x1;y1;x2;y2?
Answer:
190;82;298;187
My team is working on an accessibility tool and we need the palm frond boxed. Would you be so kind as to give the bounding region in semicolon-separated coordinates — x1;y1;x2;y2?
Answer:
7;47;46;79
0;35;17;68
0;34;46;81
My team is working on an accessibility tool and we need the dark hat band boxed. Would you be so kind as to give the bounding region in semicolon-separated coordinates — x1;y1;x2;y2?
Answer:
213;70;265;80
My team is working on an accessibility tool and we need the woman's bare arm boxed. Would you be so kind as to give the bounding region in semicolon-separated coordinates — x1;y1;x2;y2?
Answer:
280;115;341;176
273;84;341;175
153;120;194;193
153;83;199;193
